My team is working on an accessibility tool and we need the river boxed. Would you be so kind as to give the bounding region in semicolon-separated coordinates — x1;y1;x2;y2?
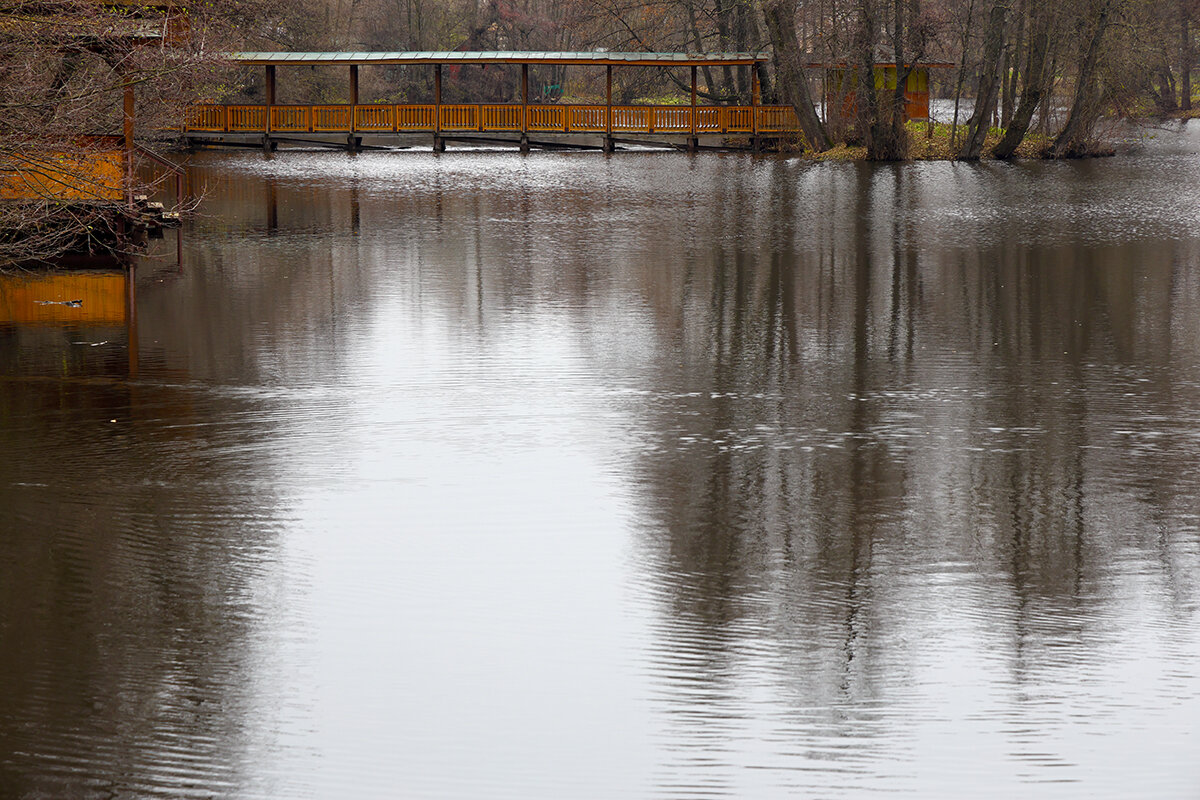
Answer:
2;125;1199;799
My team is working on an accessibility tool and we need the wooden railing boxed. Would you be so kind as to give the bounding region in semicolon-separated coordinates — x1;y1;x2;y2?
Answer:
527;105;566;131
183;103;801;135
397;105;435;130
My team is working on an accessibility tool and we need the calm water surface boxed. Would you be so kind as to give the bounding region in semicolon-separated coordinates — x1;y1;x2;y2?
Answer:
3;126;1200;799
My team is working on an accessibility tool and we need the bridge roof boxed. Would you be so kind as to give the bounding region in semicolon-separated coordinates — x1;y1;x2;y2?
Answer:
229;51;765;67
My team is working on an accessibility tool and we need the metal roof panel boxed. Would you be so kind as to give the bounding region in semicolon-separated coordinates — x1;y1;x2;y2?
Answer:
225;50;768;66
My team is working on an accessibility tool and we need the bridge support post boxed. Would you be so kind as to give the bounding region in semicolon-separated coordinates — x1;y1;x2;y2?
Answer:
263;64;277;153
604;66;614;153
520;64;530;153
433;64;443;153
348;65;360;152
751;67;761;153
689;66;697;153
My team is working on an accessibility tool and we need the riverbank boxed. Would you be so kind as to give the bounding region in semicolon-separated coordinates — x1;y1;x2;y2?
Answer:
795;120;1055;161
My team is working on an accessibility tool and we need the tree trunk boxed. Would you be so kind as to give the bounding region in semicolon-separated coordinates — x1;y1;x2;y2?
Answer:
1182;4;1193;111
1002;6;1022;128
855;0;906;160
717;0;737;99
993;2;1050;158
1158;66;1179;114
761;0;831;150
1050;0;1113;158
686;0;717;94
735;1;751;99
950;0;977;150
819;0;847;140
1037;54;1058;134
855;0;885;157
882;0;911;160
959;1;1008;160
999;47;1012;127
756;60;774;105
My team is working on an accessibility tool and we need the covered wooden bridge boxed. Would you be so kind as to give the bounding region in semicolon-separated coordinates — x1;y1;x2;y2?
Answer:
183;51;803;152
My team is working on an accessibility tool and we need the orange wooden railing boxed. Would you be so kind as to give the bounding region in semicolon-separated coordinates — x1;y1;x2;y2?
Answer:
610;106;648;132
725;107;754;132
185;104;226;131
569;106;607;132
183;103;802;136
227;105;266;131
270;105;310;132
694;107;722;132
313;105;351;131
397;105;435;130
439;104;477;130
354;105;393;130
527;105;565;132
482;104;522;131
757;106;801;133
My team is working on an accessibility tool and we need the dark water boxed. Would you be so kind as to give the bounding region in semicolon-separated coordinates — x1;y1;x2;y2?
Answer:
3;125;1200;799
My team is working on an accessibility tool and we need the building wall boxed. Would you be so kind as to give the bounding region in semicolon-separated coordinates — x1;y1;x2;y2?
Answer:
0;149;125;204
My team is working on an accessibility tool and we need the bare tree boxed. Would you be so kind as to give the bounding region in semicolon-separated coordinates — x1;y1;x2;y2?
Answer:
957;0;1006;159
0;1;269;266
1181;0;1196;110
761;0;831;150
1049;0;1114;158
992;0;1053;158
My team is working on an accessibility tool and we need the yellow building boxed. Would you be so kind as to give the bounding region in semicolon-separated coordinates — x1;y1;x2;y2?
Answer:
0;140;125;205
819;63;950;123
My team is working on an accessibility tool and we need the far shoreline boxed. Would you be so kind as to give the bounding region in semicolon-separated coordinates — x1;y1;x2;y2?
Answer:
765;118;1172;162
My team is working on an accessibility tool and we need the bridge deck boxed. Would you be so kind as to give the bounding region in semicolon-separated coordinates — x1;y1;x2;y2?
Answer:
183;104;801;137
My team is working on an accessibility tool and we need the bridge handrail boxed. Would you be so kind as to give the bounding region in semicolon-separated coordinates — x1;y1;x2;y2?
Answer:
183;103;801;136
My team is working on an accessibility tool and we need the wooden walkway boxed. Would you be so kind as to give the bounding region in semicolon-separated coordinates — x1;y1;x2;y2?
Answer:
178;51;941;151
181;51;807;151
183;103;800;138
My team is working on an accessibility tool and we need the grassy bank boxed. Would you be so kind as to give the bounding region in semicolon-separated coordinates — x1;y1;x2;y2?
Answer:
800;120;1053;161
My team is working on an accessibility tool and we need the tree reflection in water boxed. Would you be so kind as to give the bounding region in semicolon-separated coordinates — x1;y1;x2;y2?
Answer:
1;147;1198;799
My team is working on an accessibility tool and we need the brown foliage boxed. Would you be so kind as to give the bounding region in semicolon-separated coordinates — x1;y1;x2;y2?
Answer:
0;1;260;265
